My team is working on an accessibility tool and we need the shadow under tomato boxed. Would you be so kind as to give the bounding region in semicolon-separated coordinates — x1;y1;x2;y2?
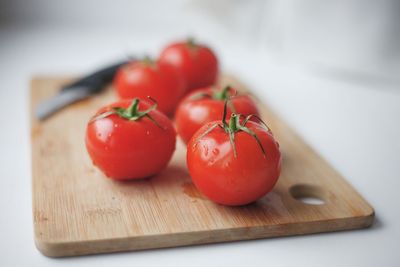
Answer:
181;181;208;200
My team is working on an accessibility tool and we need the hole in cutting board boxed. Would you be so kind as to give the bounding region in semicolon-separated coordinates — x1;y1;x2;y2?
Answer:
290;184;326;205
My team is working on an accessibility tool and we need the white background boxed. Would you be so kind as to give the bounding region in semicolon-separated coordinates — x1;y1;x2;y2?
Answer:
1;0;399;266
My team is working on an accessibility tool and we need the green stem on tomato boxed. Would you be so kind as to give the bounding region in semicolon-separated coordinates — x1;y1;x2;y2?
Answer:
228;114;239;132
213;86;232;100
90;97;162;128
186;37;197;49
189;85;237;102
141;56;156;68
126;98;140;116
195;99;269;158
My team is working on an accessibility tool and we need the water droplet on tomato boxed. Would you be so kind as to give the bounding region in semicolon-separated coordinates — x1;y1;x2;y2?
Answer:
146;130;150;136
212;148;219;156
224;162;231;170
203;145;209;156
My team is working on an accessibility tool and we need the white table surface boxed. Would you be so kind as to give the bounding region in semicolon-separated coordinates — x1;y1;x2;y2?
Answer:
0;25;399;267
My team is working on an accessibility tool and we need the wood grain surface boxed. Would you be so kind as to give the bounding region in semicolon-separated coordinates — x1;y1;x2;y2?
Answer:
31;75;374;257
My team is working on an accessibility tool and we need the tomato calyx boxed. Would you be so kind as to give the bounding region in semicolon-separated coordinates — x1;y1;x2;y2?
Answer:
125;56;155;67
139;56;157;68
189;86;238;114
196;100;269;158
190;85;236;100
186;37;198;49
90;97;163;128
213;86;237;100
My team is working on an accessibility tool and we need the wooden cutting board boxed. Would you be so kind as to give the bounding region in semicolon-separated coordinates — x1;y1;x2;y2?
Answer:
31;75;374;257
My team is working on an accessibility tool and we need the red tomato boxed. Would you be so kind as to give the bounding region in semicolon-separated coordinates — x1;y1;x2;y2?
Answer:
85;98;176;180
113;59;185;115
159;39;218;92
187;107;281;206
175;85;259;144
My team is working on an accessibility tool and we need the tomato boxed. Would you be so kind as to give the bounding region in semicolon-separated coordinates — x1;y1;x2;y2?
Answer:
159;39;218;92
187;104;281;206
85;98;176;180
175;85;259;144
113;59;185;115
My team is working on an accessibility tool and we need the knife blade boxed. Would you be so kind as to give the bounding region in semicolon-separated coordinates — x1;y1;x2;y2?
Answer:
35;60;129;121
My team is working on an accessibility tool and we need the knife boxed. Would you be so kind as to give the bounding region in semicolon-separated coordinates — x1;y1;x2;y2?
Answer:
35;60;129;121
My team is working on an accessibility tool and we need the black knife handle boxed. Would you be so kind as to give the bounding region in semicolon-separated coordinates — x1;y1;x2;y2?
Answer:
61;60;130;94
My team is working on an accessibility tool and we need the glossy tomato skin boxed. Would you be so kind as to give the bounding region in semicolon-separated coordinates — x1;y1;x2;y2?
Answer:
85;99;176;180
159;42;218;92
175;87;259;144
187;121;281;206
113;61;185;115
